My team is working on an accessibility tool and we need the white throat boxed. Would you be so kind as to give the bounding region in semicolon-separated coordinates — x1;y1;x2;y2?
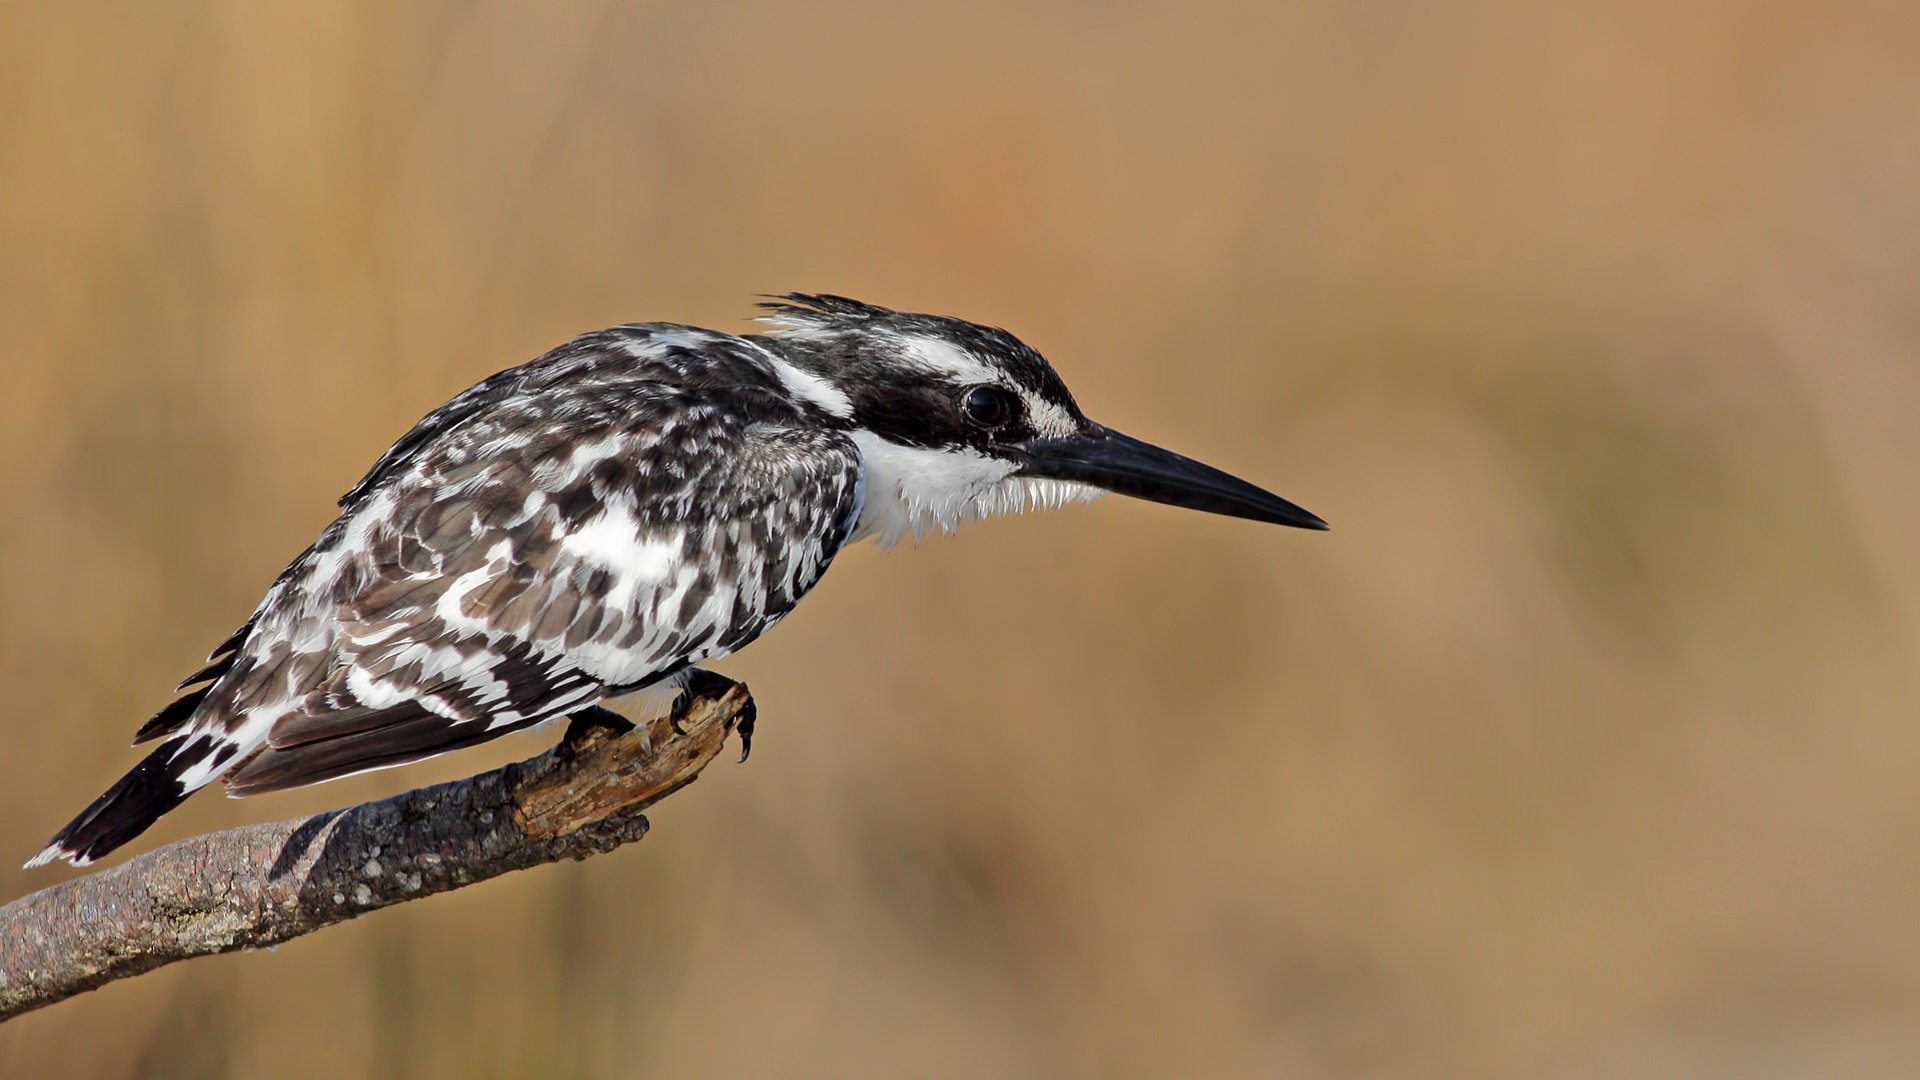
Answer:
848;430;1103;548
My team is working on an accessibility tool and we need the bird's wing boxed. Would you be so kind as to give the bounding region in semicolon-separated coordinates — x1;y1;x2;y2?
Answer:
189;355;859;796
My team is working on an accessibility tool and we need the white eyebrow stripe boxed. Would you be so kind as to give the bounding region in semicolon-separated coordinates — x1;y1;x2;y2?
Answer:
887;331;1082;437
889;332;1003;386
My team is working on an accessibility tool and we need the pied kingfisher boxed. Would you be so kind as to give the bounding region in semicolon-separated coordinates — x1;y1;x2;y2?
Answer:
30;295;1324;868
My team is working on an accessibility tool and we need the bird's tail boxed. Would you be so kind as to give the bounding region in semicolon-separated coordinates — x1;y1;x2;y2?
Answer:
24;735;223;868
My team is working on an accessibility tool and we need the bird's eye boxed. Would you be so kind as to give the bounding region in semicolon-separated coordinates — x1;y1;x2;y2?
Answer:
961;386;1014;428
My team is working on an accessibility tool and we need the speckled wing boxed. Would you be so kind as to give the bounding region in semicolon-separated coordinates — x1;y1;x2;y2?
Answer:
190;331;861;795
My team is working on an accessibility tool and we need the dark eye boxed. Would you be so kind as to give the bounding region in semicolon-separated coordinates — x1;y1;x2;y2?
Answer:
961;386;1014;428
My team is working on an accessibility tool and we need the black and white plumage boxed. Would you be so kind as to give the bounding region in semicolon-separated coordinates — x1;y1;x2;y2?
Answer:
30;295;1324;868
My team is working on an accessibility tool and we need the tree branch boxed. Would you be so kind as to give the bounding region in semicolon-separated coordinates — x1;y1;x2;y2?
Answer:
0;682;752;1023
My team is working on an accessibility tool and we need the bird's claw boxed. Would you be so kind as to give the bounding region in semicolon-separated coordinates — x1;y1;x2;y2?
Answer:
562;705;635;752
670;667;740;740
667;686;693;735
734;696;756;763
664;668;755;761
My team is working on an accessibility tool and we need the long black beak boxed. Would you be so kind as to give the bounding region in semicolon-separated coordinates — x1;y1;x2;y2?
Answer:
1009;425;1328;530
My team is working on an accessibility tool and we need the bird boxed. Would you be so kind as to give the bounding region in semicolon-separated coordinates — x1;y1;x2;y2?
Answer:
28;294;1325;869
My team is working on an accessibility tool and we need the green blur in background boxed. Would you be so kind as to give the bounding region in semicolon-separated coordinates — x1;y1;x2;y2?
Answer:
3;2;1919;1077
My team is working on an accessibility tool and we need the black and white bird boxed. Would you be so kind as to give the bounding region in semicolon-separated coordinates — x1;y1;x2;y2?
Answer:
29;295;1324;868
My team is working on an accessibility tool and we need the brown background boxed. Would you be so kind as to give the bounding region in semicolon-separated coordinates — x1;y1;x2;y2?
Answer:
4;2;1920;1077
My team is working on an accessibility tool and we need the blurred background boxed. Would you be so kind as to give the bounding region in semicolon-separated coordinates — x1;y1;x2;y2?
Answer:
3;1;1919;1077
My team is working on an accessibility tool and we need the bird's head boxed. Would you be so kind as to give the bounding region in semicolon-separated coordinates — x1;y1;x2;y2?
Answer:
756;294;1326;547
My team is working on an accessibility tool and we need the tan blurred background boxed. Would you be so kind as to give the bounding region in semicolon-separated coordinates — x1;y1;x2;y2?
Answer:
3;1;1920;1076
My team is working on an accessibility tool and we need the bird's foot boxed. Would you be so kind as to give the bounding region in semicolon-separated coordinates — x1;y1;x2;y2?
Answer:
734;695;757;764
668;668;734;734
669;668;756;763
562;705;636;754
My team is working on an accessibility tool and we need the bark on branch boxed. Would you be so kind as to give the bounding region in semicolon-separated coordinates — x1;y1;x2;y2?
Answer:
0;682;752;1023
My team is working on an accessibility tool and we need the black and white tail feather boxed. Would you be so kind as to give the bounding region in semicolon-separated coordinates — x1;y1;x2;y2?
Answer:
29;294;1323;869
